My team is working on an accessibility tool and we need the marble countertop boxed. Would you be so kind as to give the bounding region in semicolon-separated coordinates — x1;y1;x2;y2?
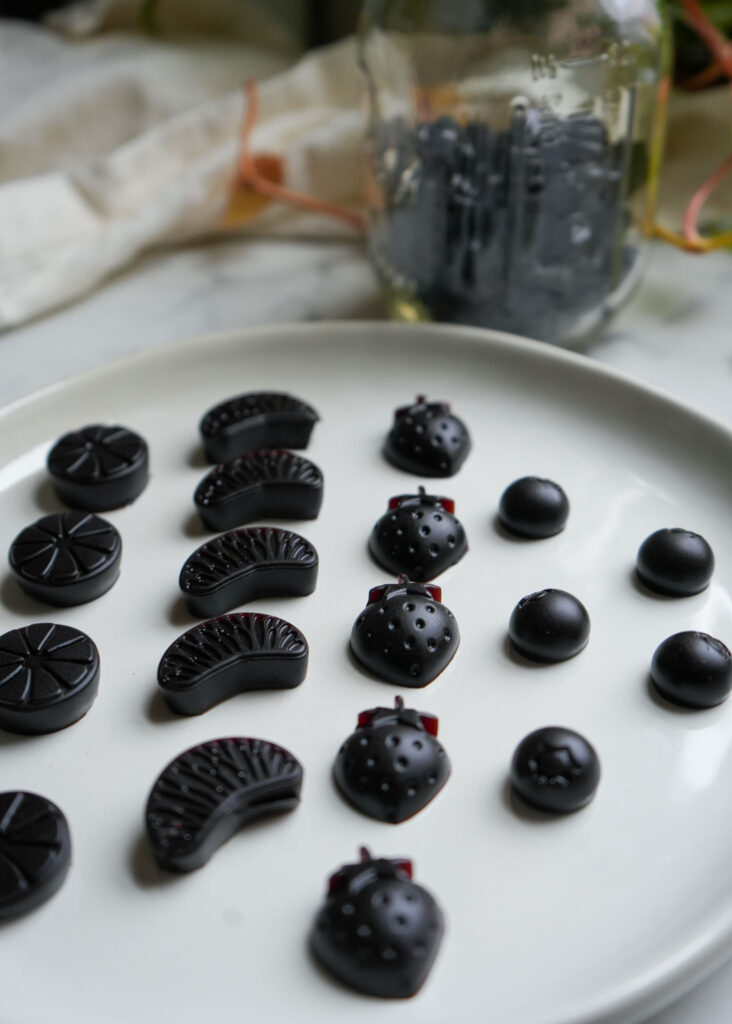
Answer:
2;234;732;1023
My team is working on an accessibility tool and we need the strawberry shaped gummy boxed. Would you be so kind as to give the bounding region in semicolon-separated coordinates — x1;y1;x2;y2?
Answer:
350;576;459;687
384;395;471;477
369;486;467;581
311;847;444;998
334;696;451;822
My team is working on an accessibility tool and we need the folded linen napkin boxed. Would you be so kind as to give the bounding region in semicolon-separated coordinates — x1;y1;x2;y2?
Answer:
0;18;365;328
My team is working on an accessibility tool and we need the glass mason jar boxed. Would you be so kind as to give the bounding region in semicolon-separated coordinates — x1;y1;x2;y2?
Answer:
359;0;669;346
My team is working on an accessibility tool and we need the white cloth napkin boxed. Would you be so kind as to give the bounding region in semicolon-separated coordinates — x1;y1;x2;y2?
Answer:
0;18;365;328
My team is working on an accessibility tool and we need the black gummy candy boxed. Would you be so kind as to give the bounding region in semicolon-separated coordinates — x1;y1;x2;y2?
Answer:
146;737;303;872
636;528;714;597
311;847;444;998
498;476;569;538
194;449;323;532
179;526;318;618
369;487;467;581
47;424;148;511
8;512;121;606
0;791;71;920
651;631;732;709
199;391;319;463
0;623;100;734
350;576;459;687
157;612;308;715
334;696;450;823
509;588;590;663
384;396;471;477
510;726;600;814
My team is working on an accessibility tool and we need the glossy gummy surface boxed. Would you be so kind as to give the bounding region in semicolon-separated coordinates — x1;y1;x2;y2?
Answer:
0;623;99;734
194;449;323;531
199;392;319;463
146;737;303;872
8;511;121;606
179;526;318;617
157;612;309;715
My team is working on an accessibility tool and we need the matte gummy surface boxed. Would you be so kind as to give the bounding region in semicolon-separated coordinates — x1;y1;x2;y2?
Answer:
636;528;715;597
350;580;459;687
0;791;71;920
146;737;303;872
498;476;569;539
47;424;149;511
511;726;601;814
369;492;467;581
651;632;732;709
334;701;450;823
384;399;471;477
509;588;590;663
312;853;444;998
0;623;100;734
8;512;121;606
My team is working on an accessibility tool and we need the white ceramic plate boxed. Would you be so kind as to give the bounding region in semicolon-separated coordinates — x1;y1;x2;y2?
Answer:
2;322;732;1024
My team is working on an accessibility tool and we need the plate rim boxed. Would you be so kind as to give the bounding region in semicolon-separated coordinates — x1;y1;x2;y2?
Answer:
3;318;732;1024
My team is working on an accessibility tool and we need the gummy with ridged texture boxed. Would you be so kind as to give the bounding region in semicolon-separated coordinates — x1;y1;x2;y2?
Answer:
311;847;444;998
157;612;309;715
199;392;319;463
47;424;148;511
146;737;303;872
0;623;99;734
0;791;71;920
194;449;323;531
179;526;318;618
8;512;121;606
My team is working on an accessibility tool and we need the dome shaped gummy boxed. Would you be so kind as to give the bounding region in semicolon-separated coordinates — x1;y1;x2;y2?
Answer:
146;737;303;872
193;449;323;531
179;527;318;617
157;612;309;715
